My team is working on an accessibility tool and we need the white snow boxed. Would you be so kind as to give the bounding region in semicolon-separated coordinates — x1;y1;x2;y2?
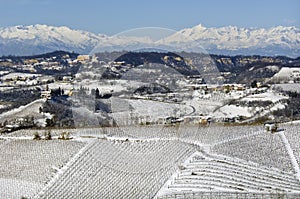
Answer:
0;24;105;46
124;98;192;117
273;83;300;93
213;104;252;118
156;147;300;197
0;178;43;199
35;112;53;127
0;71;10;75
270;103;286;111
241;91;288;103
266;65;280;72
0;86;14;91
1;125;300;198
279;131;300;182
0;99;46;121
1;72;41;80
273;67;300;79
47;82;74;94
35;139;92;198
161;25;300;53
1;24;299;56
0;104;10;109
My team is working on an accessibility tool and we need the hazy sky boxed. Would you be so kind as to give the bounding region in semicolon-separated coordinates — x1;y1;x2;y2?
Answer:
0;0;299;35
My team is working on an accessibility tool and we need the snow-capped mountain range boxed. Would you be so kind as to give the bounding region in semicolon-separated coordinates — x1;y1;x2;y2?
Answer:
0;24;105;56
0;24;299;57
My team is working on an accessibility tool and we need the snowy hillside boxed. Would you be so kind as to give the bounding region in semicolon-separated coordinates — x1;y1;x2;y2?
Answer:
0;24;299;56
273;67;300;79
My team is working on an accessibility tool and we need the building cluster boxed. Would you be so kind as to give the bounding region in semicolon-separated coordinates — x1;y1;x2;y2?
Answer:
0;54;92;88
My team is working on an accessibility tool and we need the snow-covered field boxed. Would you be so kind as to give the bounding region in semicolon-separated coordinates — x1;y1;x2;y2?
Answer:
156;152;300;197
0;99;45;122
272;67;300;80
274;83;300;93
111;98;194;125
178;125;262;145
0;86;14;91
0;139;85;198
212;104;252;118
1;72;41;80
212;90;288;120
212;131;293;172
0;103;11;110
47;82;74;94
37;138;195;198
284;124;300;169
0;124;299;198
241;90;288;103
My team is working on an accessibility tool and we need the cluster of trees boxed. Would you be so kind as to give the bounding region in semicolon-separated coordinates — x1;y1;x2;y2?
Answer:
0;88;40;114
76;86;112;99
41;98;74;127
0;116;35;133
33;131;71;140
41;86;113;128
273;91;300;121
33;131;52;140
230;99;273;108
51;87;65;97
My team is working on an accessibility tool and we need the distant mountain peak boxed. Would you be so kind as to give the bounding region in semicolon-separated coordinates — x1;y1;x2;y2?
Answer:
193;23;206;29
0;24;299;57
0;24;107;55
162;24;300;57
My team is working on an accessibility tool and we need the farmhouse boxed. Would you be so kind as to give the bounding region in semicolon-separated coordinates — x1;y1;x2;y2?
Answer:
183;116;212;125
77;55;91;63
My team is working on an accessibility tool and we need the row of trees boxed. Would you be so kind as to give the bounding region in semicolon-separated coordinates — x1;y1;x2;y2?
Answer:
33;131;71;140
77;86;111;99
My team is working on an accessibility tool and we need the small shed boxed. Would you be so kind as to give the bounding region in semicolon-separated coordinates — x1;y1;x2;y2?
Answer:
264;122;278;133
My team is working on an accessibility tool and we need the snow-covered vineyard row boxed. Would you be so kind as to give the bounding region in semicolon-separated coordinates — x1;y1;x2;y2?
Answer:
0;140;85;198
284;124;300;167
4;124;261;141
156;192;300;199
36;139;195;198
102;124;262;143
212;132;293;172
0;123;300;198
155;151;300;197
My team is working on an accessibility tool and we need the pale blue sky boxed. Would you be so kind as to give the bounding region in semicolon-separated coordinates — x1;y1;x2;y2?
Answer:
0;0;299;35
